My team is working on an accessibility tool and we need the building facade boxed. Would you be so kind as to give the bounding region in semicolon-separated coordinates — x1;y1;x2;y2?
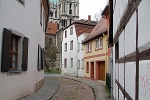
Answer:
82;16;109;81
47;0;80;70
0;0;49;99
113;0;150;100
62;18;96;76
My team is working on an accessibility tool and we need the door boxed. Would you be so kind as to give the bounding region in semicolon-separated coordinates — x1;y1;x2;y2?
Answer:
90;62;94;79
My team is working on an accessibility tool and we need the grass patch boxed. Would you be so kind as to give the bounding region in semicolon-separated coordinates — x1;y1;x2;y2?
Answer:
105;86;111;98
44;70;61;74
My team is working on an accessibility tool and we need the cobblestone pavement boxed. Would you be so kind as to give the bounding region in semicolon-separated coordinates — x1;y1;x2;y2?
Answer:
61;75;110;100
20;75;110;100
20;76;60;100
49;76;94;100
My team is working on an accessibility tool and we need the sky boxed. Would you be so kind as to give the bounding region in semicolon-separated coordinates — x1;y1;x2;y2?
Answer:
79;0;108;21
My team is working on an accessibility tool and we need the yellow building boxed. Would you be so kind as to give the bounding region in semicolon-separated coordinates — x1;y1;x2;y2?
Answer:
82;6;109;81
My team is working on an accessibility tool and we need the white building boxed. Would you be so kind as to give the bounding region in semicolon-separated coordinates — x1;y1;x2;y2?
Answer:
62;17;96;76
0;0;49;100
113;0;150;100
77;33;90;77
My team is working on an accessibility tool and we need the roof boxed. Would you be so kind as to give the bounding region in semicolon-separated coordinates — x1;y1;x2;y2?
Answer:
101;5;109;16
62;19;96;37
82;18;107;44
75;23;95;37
46;22;58;35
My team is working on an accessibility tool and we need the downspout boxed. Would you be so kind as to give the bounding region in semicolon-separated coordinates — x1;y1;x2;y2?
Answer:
109;0;113;99
77;37;78;77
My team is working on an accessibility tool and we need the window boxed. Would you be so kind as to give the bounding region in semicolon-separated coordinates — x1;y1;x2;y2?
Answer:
86;42;92;52
82;59;84;69
64;59;67;68
78;42;80;51
10;35;19;70
70;40;73;50
65;43;67;51
81;43;83;50
71;58;73;68
78;60;80;68
99;37;103;48
95;39;99;49
86;43;89;52
40;2;42;26
86;62;89;73
55;10;57;18
49;38;52;45
89;42;92;51
65;30;67;38
70;27;73;35
1;28;29;72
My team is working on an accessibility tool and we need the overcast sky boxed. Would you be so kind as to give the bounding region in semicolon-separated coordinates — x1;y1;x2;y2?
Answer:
79;0;108;21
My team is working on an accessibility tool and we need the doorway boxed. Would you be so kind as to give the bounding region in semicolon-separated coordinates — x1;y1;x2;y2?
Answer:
97;61;105;81
90;62;94;79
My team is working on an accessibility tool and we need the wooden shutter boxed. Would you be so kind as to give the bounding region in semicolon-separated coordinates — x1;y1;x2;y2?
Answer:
1;28;12;72
37;45;41;70
22;37;29;71
41;48;45;69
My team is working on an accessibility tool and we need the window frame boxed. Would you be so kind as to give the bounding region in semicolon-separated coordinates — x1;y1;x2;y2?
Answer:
82;59;84;69
70;27;73;35
1;28;29;73
64;58;67;68
10;34;20;70
70;40;73;50
65;43;67;51
65;30;67;38
89;41;92;51
78;60;80;68
95;39;99;49
71;58;73;68
99;37;103;48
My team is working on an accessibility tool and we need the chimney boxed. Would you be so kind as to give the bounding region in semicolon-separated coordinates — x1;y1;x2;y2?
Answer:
88;15;91;22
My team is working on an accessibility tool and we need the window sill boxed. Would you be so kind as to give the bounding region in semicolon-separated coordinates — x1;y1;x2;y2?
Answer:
86;51;92;53
95;48;103;51
8;70;21;76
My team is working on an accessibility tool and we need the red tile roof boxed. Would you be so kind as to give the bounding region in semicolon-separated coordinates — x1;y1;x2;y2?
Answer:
46;22;58;34
74;19;97;37
83;18;107;43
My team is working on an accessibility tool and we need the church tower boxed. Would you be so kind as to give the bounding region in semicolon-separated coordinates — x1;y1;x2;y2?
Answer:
49;0;79;29
58;0;79;29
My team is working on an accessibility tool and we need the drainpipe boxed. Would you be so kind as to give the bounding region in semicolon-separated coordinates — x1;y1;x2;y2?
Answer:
77;37;78;77
110;47;113;100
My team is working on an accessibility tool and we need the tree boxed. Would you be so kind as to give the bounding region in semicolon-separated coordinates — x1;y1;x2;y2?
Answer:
93;10;102;21
45;45;58;72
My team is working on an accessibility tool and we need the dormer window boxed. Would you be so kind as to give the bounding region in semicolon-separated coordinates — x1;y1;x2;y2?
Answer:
96;26;99;30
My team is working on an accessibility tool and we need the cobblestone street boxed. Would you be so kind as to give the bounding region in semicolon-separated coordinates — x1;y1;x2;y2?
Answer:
20;75;110;100
49;77;94;100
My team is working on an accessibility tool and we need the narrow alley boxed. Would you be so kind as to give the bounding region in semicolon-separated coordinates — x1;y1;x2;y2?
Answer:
20;75;110;100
